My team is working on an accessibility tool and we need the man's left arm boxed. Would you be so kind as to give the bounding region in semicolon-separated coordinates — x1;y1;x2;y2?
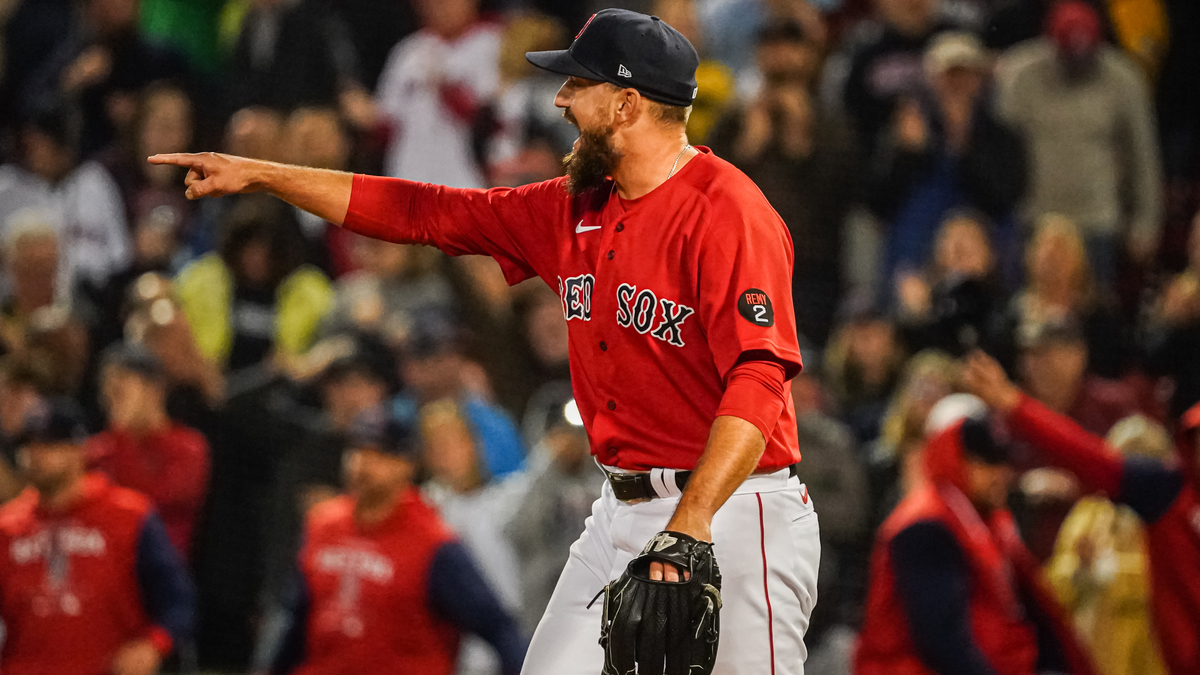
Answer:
656;200;802;579
134;513;197;656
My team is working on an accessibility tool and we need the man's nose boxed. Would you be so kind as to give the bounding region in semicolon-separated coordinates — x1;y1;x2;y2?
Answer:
554;81;572;109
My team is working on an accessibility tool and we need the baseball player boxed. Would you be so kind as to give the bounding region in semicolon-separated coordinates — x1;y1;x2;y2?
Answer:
0;398;195;675
150;9;820;674
266;408;526;675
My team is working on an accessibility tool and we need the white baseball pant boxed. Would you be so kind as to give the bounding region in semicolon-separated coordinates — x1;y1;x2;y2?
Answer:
519;467;820;674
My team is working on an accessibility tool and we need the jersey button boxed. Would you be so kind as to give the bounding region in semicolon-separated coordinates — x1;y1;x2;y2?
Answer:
599;341;607;351
607;250;615;260
607;400;616;411
615;223;625;232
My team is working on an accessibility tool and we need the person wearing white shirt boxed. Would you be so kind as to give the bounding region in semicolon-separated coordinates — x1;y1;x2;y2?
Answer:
375;0;501;188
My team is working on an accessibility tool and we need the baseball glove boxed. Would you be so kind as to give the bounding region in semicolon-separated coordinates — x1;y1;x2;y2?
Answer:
596;530;722;675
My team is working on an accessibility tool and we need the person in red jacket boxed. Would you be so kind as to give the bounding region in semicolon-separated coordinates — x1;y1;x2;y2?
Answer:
964;350;1200;675
855;393;1097;675
0;398;195;675
88;343;210;559
266;407;526;675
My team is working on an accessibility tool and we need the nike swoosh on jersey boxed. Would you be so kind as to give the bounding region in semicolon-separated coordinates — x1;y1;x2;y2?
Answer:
575;221;602;233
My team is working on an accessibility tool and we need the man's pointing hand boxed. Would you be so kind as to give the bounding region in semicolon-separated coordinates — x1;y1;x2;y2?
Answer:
148;152;260;200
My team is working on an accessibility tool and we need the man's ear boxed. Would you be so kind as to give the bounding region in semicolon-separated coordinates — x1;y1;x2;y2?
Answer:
612;88;642;127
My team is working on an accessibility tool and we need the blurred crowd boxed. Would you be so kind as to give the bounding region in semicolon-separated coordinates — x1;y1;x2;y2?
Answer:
0;0;1199;673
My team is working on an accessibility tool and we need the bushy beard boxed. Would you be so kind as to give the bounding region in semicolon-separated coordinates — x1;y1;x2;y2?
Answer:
563;125;623;196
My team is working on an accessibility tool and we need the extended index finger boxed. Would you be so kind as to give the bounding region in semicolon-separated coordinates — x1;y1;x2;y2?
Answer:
147;153;203;168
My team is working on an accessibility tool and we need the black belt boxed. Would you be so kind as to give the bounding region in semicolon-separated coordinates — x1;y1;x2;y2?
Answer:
603;463;801;502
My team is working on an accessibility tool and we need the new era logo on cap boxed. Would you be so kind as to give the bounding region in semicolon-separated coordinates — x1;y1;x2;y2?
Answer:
618;64;632;78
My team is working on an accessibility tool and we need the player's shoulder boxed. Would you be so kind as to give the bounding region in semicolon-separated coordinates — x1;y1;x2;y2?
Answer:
0;489;39;533
682;150;784;226
306;496;355;532
99;477;155;519
166;424;210;451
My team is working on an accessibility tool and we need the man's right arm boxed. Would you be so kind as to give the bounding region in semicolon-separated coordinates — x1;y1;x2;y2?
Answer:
148;153;561;285
963;351;1185;523
148;153;355;224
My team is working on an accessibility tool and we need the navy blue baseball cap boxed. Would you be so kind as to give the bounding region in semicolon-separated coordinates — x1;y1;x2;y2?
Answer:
346;407;417;457
16;398;88;447
526;9;700;108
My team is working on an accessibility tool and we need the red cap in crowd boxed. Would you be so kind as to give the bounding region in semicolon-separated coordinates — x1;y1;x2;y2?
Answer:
1045;0;1102;58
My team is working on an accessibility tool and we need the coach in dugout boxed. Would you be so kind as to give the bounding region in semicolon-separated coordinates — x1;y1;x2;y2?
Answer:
0;398;195;675
855;394;1096;675
964;351;1200;675
265;407;526;675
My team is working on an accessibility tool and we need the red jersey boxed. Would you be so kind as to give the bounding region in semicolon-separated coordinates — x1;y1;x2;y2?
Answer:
344;147;802;471
87;425;210;559
0;475;166;675
295;490;460;675
856;422;1094;675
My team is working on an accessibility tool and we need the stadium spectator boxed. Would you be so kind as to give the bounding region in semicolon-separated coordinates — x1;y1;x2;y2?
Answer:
964;350;1200;675
842;0;962;159
855;394;1098;675
121;272;225;420
0;215;64;344
824;296;905;444
1000;214;1131;378
175;194;333;373
482;13;574;188
321;239;455;347
995;0;1163;285
97;82;195;260
895;211;1008;355
505;393;598;634
867;350;959;528
420;399;526;675
223;0;372;126
868;31;1026;287
0;398;195;675
1045;415;1168;675
1016;317;1141;436
395;327;526;480
87;344;210;560
709;19;857;347
0;105;131;289
375;0;502;187
22;0;187;156
1143;210;1200;418
265;407;526;675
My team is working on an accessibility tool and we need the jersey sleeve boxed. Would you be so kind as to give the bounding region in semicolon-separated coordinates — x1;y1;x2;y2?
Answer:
695;193;803;381
342;174;569;286
427;541;527;675
135;512;197;654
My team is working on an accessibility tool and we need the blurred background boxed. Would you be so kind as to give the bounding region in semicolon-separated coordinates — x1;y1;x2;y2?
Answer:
0;0;1197;673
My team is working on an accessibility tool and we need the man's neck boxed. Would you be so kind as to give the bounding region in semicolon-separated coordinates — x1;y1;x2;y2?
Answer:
39;474;85;513
354;488;403;527
120;409;171;439
612;130;695;200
